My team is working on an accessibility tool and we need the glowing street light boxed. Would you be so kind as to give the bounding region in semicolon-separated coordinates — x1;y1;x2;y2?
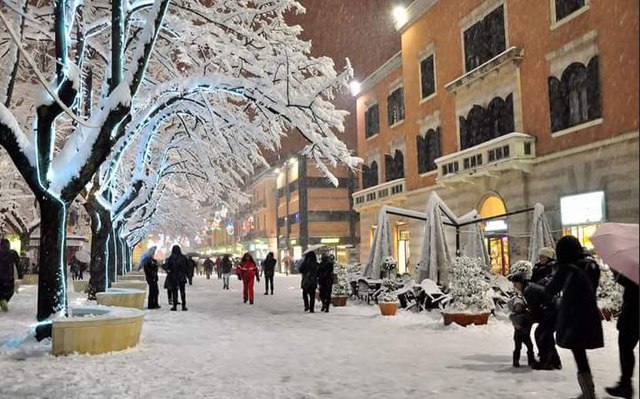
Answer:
393;5;408;26
349;80;361;96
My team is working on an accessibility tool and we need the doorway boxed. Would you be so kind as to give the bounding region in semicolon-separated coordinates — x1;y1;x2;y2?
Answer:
479;194;510;275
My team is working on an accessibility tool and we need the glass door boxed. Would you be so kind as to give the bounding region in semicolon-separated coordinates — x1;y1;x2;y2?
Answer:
486;236;510;275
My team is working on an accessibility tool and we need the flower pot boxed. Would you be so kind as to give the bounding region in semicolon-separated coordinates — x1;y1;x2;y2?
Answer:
331;296;348;307
378;302;398;316
443;312;490;327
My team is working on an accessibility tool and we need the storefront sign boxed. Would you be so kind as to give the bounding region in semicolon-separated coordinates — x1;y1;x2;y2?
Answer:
320;238;340;244
560;191;605;226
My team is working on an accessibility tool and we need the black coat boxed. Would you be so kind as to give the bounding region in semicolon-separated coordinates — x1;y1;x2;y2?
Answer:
546;258;604;350
221;258;233;274
317;260;334;289
165;254;188;289
299;258;318;289
522;282;556;323
0;248;20;301
143;259;159;284
262;257;276;277
531;261;555;286
616;275;639;332
186;258;196;278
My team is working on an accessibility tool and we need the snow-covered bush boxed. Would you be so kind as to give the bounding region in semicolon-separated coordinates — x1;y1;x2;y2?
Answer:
597;264;624;311
510;260;533;280
445;257;494;313
332;264;350;297
378;291;399;304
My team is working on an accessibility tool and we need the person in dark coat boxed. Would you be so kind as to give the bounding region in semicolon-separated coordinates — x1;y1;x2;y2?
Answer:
546;235;603;399
507;296;535;367
531;247;557;286
261;252;277;295
186;256;196;285
0;238;22;311
317;253;335;313
606;274;639;399
143;256;161;309
203;257;214;280
509;272;560;369
165;245;189;311
221;254;233;289
299;251;318;313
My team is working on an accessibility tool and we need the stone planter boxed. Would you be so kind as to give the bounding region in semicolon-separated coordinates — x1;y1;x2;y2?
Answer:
378;302;398;316
96;288;146;309
112;280;147;291
331;296;348;307
119;274;146;281
73;280;89;293
22;274;38;285
443;312;490;327
52;305;144;356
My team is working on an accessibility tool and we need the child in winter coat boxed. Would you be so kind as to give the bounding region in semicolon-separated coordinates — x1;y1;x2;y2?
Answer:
508;296;535;367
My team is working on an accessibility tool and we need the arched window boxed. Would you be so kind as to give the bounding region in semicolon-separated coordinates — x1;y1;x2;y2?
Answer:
361;161;379;189
394;150;404;179
417;127;441;174
385;150;405;182
459;94;513;150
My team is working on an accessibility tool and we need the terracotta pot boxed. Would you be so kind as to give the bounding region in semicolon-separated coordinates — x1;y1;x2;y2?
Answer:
443;312;490;327
332;296;348;307
378;302;398;316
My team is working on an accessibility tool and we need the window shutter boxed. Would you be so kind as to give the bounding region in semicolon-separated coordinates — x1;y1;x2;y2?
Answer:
548;76;568;132
586;56;602;120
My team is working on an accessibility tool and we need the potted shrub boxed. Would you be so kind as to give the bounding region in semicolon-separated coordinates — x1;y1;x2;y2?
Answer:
442;257;494;327
597;264;623;321
331;264;349;306
377;291;399;316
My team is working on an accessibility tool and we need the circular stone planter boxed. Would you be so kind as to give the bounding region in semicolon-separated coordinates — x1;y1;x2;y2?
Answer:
22;274;38;285
378;302;398;316
443;312;490;327
52;305;144;356
73;280;89;293
112;280;148;291
119;274;146;281
331;296;348;307
96;288;146;310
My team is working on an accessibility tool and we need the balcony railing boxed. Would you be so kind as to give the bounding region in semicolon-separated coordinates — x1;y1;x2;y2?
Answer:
353;178;406;209
435;133;536;182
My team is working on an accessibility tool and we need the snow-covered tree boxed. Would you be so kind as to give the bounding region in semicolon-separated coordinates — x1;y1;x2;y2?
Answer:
0;154;39;250
445;257;494;314
0;0;360;334
597;264;623;312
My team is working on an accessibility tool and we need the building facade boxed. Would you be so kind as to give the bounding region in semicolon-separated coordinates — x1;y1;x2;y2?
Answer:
354;0;639;276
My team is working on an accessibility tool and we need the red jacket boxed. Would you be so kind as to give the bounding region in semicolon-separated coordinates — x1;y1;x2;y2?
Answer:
238;260;258;280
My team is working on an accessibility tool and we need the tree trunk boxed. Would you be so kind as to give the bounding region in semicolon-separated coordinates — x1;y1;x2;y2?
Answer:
19;232;30;256
36;196;68;324
86;202;111;299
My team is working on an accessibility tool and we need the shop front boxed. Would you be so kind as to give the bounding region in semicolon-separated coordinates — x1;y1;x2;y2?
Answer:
479;194;510;276
560;191;606;250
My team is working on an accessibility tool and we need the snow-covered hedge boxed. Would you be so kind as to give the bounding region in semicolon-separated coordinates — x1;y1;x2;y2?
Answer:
510;260;533;279
445;257;494;314
332;264;350;297
597;264;623;311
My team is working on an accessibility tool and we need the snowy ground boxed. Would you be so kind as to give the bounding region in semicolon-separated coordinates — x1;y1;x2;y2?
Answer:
0;274;634;399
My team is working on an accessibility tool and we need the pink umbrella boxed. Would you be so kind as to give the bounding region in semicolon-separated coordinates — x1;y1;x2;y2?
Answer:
590;223;639;284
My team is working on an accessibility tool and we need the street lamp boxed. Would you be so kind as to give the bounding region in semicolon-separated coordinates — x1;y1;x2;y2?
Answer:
349;80;361;96
393;5;408;26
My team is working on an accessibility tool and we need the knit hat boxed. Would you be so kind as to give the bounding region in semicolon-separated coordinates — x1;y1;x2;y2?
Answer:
556;235;584;264
538;247;556;259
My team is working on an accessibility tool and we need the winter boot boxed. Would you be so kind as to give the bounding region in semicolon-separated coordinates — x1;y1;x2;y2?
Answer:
182;306;188;311
527;351;536;367
0;299;8;312
170;306;177;311
512;350;520;368
574;372;596;399
605;381;633;399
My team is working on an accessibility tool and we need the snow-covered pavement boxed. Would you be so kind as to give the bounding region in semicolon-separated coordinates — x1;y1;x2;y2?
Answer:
0;275;633;398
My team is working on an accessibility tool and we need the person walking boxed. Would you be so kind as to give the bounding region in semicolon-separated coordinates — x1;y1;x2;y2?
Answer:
186;256;196;285
299;251;318;313
221;254;233;289
507;296;535;368
165;245;189;311
317;254;334;313
237;253;259;304
605;274;639;399
215;256;223;279
545;235;603;399
262;252;276;295
142;255;161;309
203;257;214;280
531;247;557;285
0;238;22;312
508;272;559;369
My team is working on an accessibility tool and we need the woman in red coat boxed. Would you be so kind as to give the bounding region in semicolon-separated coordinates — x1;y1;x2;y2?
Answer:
238;253;259;304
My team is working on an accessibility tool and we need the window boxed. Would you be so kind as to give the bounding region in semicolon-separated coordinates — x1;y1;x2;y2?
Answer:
463;5;506;72
555;0;585;21
387;88;405;126
361;161;379;189
459;93;514;150
365;104;379;138
548;56;601;132
420;55;435;99
417;127;441;174
385;150;405;182
307;211;353;222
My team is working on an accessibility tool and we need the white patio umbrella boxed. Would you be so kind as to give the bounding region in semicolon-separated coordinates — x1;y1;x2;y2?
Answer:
363;207;392;278
463;224;490;270
528;203;555;265
419;193;453;285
